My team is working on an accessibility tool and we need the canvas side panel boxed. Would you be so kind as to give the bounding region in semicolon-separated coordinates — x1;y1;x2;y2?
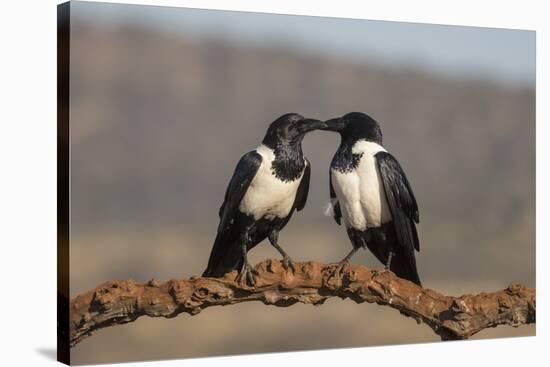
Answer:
57;2;70;365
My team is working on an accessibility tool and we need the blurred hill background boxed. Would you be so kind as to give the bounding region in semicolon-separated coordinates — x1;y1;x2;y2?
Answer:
68;2;535;364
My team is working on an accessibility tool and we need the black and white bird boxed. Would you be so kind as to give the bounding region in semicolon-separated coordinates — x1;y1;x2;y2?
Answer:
322;112;421;285
202;113;326;286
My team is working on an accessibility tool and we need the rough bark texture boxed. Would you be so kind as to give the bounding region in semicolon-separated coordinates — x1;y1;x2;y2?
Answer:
70;260;535;347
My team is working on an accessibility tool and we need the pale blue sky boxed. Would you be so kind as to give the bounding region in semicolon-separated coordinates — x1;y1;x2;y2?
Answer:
74;1;536;87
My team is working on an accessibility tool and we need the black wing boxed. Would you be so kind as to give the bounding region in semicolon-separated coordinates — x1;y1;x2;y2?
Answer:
217;151;262;233
293;158;311;212
329;170;342;225
376;151;419;247
376;151;421;285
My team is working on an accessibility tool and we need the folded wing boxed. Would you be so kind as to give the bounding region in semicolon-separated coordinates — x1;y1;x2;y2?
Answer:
203;151;262;277
376;151;421;285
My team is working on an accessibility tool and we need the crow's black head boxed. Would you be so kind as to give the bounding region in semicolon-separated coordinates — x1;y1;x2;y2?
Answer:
262;113;325;148
322;112;383;144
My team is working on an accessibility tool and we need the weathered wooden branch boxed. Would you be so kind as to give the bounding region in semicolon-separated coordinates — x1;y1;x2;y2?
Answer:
70;260;535;347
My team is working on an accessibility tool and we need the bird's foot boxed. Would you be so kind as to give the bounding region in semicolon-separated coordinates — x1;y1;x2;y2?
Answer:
331;260;350;277
282;255;296;272
235;263;257;287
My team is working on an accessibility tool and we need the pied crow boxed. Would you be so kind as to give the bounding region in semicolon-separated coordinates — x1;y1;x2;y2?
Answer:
322;112;421;285
203;113;326;286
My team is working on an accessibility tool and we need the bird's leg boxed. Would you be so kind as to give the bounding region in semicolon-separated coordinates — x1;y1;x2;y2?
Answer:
333;228;365;276
340;246;359;264
332;247;359;276
235;231;256;287
268;230;295;272
385;251;395;270
373;229;392;270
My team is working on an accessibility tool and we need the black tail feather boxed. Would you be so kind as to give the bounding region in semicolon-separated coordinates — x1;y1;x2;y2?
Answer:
366;240;421;286
388;250;421;286
202;226;243;278
361;225;422;286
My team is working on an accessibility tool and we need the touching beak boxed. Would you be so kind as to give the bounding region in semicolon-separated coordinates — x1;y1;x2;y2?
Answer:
297;118;327;133
320;117;345;132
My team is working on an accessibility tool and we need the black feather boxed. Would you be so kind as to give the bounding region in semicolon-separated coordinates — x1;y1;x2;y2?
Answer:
202;225;242;278
376;151;421;285
329;171;342;225
294;158;311;212
203;151;262;277
217;151;262;233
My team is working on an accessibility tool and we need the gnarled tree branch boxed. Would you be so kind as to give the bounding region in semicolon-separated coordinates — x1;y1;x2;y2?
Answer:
70;260;535;347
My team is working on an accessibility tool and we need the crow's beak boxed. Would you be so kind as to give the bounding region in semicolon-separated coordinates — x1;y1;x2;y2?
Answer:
320;117;345;132
297;118;327;133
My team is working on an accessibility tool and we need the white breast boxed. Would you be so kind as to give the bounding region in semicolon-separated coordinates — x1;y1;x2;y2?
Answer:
331;140;392;230
239;144;303;220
